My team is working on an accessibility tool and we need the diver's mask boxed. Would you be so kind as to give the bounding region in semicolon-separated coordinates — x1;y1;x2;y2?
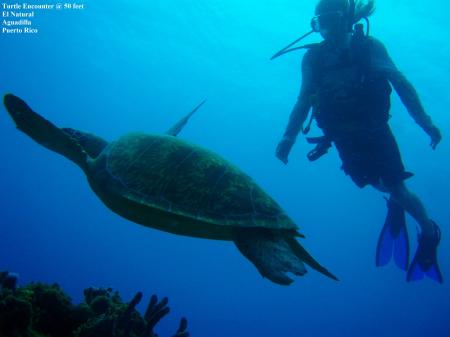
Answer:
310;11;346;33
270;0;368;60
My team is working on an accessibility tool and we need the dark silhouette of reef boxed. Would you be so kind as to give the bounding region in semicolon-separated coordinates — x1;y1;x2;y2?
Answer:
0;271;189;337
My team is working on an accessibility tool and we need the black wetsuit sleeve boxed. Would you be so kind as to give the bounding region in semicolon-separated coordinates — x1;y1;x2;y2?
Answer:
282;50;315;141
370;38;435;132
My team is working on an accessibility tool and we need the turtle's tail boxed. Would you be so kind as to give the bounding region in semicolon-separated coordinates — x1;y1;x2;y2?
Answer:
233;228;338;285
4;94;88;170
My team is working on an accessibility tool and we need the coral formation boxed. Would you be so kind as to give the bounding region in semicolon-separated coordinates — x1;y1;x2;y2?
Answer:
0;271;189;337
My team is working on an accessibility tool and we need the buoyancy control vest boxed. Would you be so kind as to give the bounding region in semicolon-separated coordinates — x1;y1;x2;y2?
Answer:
309;32;392;138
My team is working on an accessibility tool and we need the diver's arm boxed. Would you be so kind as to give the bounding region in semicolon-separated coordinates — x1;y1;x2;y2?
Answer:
389;68;442;148
276;52;314;164
390;72;432;130
283;51;315;140
371;38;442;148
282;92;312;141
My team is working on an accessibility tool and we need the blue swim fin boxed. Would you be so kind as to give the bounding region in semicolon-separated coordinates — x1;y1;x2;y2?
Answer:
376;199;409;271
407;222;443;284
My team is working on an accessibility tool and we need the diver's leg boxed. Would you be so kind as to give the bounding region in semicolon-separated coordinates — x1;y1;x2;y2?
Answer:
372;182;409;270
369;126;442;281
386;182;443;283
387;182;433;236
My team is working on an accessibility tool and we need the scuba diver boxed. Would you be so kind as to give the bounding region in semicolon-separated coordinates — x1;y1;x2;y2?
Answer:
274;0;443;283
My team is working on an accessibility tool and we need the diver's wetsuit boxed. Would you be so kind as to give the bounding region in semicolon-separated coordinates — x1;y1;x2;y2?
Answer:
283;36;433;188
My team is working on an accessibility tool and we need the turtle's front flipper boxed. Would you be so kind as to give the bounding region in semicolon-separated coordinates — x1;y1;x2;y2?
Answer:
4;94;88;169
233;228;337;285
165;99;206;136
62;128;108;159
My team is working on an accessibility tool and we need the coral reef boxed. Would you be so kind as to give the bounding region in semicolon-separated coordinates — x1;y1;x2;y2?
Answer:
0;271;189;337
0;271;18;291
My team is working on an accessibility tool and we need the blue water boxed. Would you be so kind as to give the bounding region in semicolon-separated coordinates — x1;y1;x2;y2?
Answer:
1;1;449;336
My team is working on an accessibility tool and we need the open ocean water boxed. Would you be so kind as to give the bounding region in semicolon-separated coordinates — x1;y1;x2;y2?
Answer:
0;1;449;336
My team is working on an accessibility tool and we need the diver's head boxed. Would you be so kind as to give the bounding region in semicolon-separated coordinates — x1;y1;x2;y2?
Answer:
312;0;375;44
312;0;353;43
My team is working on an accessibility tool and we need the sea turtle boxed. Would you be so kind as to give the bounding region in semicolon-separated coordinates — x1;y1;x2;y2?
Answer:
4;94;337;285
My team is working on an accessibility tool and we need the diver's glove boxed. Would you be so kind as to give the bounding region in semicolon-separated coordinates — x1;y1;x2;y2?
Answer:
424;124;442;150
276;136;295;164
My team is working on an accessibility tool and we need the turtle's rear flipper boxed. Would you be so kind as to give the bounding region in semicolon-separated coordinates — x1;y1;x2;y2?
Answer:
286;237;338;281
234;228;306;285
233;228;337;285
4;94;87;169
